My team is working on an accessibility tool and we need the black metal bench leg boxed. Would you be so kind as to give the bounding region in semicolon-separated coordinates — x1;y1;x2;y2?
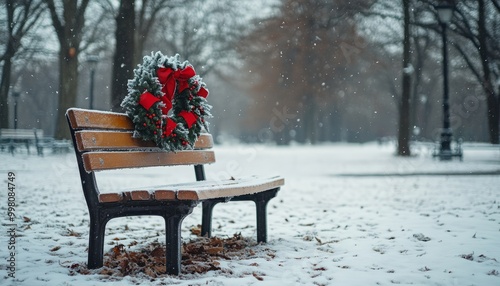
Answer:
255;198;270;243
164;212;190;275
201;201;218;238
254;189;279;243
87;216;107;269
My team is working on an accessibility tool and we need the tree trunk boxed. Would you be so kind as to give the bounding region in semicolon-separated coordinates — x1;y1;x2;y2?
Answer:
0;57;12;129
478;0;499;144
111;0;136;112
54;44;79;139
398;0;411;156
45;0;90;139
1;0;17;129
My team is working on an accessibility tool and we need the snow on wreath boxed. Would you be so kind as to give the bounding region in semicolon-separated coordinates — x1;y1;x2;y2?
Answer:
121;52;212;152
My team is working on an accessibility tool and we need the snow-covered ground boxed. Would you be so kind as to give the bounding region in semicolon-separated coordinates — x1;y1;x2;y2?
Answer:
1;142;499;285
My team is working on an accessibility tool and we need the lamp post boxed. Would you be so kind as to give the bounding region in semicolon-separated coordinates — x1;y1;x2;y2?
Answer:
87;55;99;109
435;3;455;161
12;90;20;129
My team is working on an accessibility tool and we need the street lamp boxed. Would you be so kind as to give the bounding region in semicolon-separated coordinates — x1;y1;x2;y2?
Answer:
434;3;461;161
11;90;21;129
87;55;99;109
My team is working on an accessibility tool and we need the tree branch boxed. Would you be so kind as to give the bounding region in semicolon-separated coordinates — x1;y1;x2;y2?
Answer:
43;0;64;41
451;41;483;85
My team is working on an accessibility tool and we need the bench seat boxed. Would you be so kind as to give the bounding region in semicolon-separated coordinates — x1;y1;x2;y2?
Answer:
99;175;284;203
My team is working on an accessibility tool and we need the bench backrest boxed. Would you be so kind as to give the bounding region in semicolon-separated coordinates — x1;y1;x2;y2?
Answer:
66;108;215;172
66;108;214;207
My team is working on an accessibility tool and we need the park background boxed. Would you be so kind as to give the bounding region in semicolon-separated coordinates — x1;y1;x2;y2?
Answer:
1;0;499;150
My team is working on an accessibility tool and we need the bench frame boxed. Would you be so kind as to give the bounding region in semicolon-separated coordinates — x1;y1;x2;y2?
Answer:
66;108;283;275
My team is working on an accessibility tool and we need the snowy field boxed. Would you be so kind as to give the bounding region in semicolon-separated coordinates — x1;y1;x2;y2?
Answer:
1;142;500;286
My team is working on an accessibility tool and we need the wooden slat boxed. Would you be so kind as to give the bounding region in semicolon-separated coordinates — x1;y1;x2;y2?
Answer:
75;131;213;151
82;150;215;171
67;108;134;130
128;190;152;200
193;134;214;149
177;176;284;200
99;193;123;203
75;131;155;151
154;190;177;200
99;189;177;203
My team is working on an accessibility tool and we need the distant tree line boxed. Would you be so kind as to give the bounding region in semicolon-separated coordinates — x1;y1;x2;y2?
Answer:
237;0;499;151
0;0;498;151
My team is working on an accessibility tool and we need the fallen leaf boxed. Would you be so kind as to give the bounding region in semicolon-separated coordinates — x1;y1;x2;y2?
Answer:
150;247;164;258
419;266;431;272
413;233;431;242
206;247;224;255
66;229;81;237
190;225;202;236
253;272;264;281
461;253;474;261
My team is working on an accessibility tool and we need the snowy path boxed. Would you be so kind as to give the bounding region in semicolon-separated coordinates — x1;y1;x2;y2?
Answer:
1;143;499;285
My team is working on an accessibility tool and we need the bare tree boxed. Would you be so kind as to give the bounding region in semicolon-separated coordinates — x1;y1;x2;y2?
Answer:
110;0;135;111
399;0;500;144
151;0;250;75
240;0;375;144
398;0;411;156
134;0;183;65
44;0;90;139
450;0;499;144
108;0;185;111
0;0;44;129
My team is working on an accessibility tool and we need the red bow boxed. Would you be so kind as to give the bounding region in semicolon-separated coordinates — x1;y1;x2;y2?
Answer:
157;66;196;101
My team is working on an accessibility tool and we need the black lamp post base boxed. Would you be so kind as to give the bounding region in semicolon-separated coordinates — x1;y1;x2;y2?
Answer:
433;149;463;161
432;131;463;161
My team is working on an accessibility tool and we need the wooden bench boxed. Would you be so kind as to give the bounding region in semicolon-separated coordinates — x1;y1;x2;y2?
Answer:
0;128;45;155
0;128;69;156
66;108;284;275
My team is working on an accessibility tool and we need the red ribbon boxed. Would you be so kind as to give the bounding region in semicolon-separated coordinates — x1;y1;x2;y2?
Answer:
157;66;196;101
160;97;172;114
139;92;160;110
138;91;172;114
164;118;177;136
179;111;198;129
198;86;209;98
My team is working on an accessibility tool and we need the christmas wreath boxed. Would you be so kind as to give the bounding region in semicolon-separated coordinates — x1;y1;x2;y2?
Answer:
121;52;212;151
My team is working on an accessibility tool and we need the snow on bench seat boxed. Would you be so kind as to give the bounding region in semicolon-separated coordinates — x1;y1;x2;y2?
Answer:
99;176;284;203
